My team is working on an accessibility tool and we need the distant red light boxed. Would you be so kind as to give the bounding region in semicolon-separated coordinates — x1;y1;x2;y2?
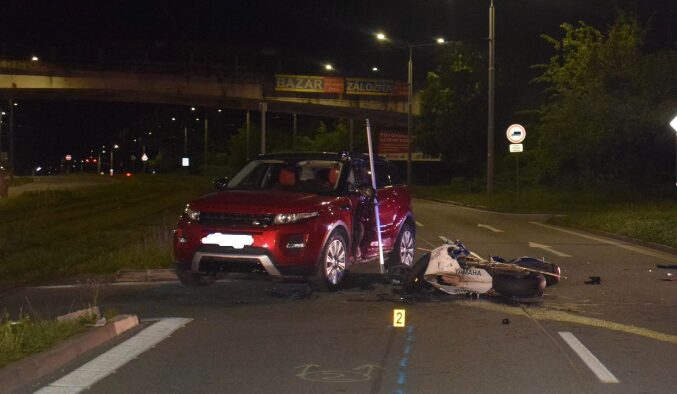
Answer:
85;159;90;163
92;159;97;163
125;172;132;177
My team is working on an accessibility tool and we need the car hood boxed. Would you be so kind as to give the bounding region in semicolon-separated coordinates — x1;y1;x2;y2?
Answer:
190;190;338;214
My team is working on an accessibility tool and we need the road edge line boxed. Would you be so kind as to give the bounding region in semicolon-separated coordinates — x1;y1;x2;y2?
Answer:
0;314;139;394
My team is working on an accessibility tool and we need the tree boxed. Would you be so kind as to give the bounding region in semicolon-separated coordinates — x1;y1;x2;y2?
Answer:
531;14;677;185
417;42;485;178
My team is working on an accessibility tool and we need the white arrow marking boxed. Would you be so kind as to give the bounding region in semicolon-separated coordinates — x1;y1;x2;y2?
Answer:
529;242;572;257
477;224;504;233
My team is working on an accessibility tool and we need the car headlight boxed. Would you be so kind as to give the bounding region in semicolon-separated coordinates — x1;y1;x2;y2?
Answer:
273;212;319;224
184;206;201;221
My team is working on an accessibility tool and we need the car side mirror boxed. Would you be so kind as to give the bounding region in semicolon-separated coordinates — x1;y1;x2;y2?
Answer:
213;177;229;191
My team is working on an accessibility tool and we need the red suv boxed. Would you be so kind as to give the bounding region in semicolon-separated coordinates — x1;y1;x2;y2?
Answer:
173;152;415;290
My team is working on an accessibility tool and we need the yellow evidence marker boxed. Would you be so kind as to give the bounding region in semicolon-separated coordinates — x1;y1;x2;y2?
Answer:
393;309;406;328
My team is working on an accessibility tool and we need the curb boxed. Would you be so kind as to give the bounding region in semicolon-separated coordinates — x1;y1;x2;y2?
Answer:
0;314;139;394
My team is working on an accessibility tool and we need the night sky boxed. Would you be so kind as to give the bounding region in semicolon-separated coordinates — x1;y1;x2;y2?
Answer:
0;1;675;172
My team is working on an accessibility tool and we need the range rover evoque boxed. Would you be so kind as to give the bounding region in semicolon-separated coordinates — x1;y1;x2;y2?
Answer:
173;152;415;290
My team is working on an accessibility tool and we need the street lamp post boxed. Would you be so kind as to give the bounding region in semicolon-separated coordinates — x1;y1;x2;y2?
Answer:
487;0;496;194
376;32;446;185
110;144;119;175
407;45;413;185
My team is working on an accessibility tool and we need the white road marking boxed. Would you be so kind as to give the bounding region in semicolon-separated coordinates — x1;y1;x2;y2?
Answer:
417;247;432;252
438;236;452;244
415;221;424;227
36;318;192;393
530;221;677;263
558;332;620;384
529;242;572;258
477;224;504;233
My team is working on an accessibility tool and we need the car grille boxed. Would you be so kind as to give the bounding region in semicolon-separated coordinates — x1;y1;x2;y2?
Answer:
199;212;275;227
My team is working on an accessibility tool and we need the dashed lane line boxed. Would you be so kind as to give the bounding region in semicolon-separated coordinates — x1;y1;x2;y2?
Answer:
559;332;620;384
415;221;424;227
477;223;504;233
36;318;192;393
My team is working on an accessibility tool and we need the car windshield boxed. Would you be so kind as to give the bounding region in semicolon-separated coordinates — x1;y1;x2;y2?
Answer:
227;159;343;194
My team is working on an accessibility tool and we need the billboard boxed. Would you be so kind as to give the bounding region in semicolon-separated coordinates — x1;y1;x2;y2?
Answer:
275;75;343;93
346;78;408;96
378;130;441;161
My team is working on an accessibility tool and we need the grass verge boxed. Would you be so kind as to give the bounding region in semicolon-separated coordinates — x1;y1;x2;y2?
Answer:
0;175;211;289
0;311;96;368
411;185;677;249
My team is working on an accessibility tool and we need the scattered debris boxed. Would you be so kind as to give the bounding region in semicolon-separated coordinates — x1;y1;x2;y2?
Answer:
502;318;510;325
266;284;312;300
403;240;561;299
656;264;677;270
584;276;601;285
661;273;676;282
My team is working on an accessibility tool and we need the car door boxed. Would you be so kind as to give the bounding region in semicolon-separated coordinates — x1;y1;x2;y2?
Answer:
374;161;399;251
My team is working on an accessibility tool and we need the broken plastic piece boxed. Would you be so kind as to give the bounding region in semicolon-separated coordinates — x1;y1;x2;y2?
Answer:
502;318;510;325
584;276;601;285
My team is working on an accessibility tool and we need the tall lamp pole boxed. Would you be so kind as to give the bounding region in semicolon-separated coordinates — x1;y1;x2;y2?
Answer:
670;114;677;188
407;46;413;185
487;0;496;194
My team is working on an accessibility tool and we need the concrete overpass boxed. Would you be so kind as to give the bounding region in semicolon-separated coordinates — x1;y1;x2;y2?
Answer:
0;60;420;125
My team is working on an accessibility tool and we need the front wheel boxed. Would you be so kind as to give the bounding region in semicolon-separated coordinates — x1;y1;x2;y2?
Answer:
391;222;415;268
176;264;217;287
403;253;430;294
309;232;348;291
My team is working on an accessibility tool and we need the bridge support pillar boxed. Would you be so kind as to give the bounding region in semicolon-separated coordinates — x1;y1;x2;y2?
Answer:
259;102;267;155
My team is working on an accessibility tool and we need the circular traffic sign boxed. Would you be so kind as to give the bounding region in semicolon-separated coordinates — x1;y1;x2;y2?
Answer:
65;154;72;161
506;124;526;144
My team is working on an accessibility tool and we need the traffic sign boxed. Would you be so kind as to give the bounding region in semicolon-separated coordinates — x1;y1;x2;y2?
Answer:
182;157;190;167
506;124;526;144
65;154;72;161
141;153;149;162
509;144;523;153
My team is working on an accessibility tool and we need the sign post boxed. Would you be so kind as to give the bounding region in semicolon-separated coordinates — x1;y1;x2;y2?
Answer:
506;124;526;193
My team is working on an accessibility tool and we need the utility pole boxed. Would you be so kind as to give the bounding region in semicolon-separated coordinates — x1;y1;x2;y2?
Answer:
349;118;354;151
259;102;267;155
246;110;250;161
292;113;297;151
487;0;496;194
183;123;188;156
204;115;209;171
8;99;14;174
407;46;413;185
0;107;3;159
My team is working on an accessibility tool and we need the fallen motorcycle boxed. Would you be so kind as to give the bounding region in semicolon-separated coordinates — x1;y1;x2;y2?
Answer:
403;240;561;298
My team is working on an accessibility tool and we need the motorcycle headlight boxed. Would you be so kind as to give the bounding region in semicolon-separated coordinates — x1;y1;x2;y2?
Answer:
273;212;319;224
184;206;201;221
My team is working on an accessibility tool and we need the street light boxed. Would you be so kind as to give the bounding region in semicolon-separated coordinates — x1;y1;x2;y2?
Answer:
372;66;379;72
31;56;39;62
324;63;334;71
110;144;119;175
376;32;387;41
377;33;447;185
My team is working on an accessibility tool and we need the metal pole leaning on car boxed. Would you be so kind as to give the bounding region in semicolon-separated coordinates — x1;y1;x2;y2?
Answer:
365;118;385;274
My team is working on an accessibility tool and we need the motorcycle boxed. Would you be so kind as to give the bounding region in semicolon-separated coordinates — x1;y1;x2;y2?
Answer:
403;240;561;298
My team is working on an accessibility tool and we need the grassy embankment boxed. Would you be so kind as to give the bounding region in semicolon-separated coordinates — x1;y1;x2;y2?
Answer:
0;311;97;368
411;185;677;249
0;175;210;289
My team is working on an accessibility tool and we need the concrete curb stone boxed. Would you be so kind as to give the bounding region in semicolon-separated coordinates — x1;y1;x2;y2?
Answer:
0;314;139;393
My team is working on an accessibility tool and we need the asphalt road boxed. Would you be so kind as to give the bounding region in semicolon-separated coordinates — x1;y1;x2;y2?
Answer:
2;198;676;393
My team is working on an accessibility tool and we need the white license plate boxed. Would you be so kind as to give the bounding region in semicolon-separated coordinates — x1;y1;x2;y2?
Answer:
201;233;254;249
